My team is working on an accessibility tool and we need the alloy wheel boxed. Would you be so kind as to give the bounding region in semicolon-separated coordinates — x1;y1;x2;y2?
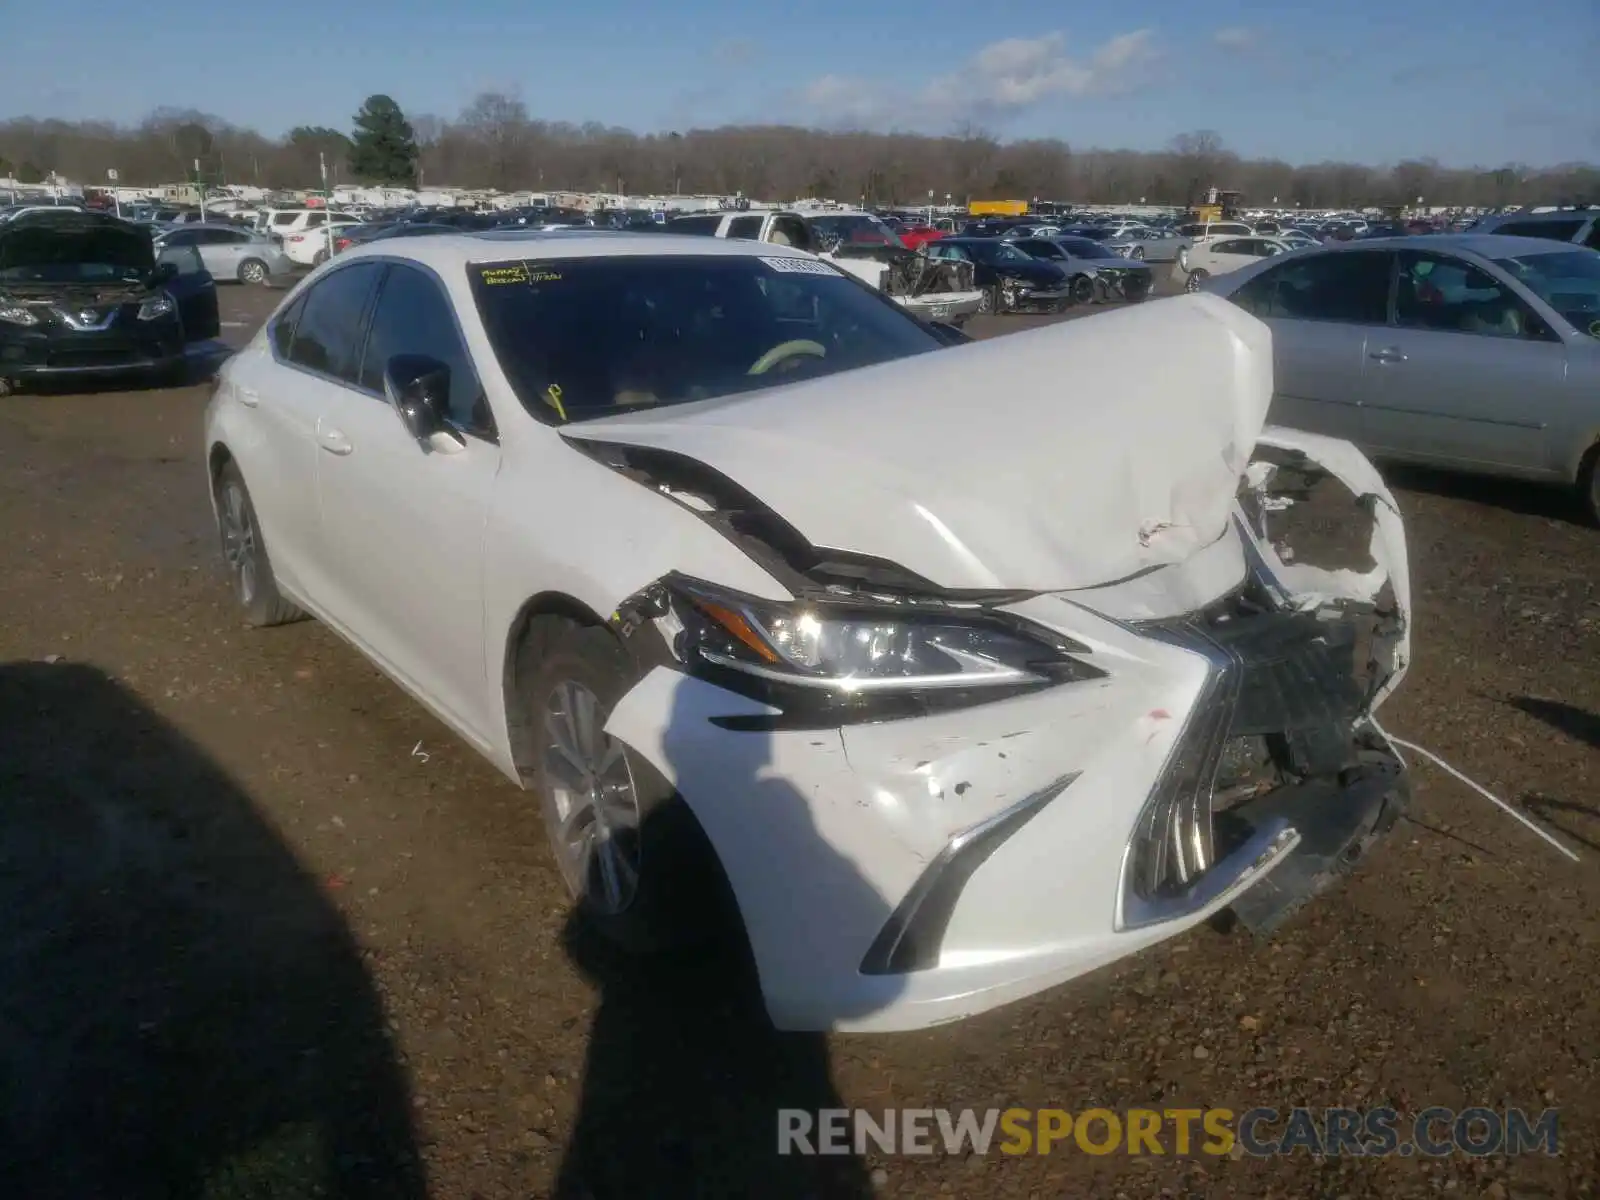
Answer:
542;680;643;915
220;482;258;605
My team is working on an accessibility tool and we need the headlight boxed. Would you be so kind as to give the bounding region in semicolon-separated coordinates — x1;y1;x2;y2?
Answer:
1178;247;1189;270
649;577;1103;726
137;295;175;321
0;305;39;327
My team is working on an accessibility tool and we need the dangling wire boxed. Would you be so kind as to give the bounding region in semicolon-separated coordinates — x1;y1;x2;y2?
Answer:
1370;717;1581;863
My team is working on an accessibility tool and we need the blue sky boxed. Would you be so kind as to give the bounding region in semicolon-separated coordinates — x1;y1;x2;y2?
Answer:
5;0;1596;167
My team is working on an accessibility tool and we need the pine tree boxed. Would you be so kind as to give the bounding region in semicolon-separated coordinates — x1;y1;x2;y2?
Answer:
348;95;418;187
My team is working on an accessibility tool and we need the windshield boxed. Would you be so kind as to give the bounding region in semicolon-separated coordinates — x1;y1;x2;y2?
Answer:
1059;238;1119;259
807;214;896;246
1493;249;1600;337
471;254;944;424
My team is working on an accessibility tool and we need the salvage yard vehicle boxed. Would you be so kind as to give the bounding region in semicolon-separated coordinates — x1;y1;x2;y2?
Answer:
667;209;986;325
1175;235;1295;292
1011;235;1154;302
927;236;1077;311
153;223;294;284
0;210;220;397
1205;234;1600;522
204;230;1415;1033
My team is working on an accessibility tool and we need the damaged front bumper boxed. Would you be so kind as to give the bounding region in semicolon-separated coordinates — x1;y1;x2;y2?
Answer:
601;428;1412;1033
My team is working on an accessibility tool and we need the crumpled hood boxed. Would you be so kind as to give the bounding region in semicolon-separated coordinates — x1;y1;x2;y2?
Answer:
566;292;1274;592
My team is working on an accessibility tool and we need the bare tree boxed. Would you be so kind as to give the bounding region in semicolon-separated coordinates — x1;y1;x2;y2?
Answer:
1;106;1595;210
457;92;530;192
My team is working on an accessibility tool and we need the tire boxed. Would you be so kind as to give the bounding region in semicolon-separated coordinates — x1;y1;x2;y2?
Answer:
1070;274;1095;304
311;248;330;267
519;616;721;951
214;461;306;627
1579;444;1600;527
237;258;268;284
978;284;1000;315
1131;245;1145;260
1185;268;1209;294
0;376;14;398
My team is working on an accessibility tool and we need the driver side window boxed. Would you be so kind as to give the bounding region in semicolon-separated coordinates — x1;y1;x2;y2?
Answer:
1394;251;1554;342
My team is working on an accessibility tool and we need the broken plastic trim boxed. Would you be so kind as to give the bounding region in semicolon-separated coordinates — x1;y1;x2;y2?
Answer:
861;772;1082;975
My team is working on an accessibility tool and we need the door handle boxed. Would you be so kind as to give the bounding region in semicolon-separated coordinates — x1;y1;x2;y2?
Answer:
1369;347;1407;363
319;427;353;455
236;388;260;408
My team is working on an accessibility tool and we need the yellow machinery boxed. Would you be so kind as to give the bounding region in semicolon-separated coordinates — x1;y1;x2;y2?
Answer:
968;199;1029;217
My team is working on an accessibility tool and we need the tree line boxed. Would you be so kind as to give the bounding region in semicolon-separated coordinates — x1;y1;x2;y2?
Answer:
2;92;1595;210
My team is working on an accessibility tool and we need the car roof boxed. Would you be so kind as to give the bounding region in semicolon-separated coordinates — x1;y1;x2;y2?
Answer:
1306;232;1577;256
334;229;819;270
1475;210;1594;225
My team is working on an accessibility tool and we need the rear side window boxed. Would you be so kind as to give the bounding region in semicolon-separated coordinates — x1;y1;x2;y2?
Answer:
1232;250;1392;324
359;264;492;435
287;262;382;383
726;215;763;240
667;215;720;235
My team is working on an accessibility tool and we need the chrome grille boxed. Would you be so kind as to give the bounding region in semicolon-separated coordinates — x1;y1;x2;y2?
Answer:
1125;590;1367;902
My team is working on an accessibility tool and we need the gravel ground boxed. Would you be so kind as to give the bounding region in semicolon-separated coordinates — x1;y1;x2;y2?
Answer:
0;275;1596;1200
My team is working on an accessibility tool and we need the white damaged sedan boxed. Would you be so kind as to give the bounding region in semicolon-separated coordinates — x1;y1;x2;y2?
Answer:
205;231;1413;1032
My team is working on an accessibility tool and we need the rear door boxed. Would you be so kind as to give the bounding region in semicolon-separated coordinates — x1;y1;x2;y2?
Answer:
1361;249;1568;475
256;262;385;607
1228;248;1394;441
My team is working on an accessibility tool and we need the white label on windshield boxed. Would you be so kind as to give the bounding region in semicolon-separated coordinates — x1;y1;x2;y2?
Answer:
759;256;841;277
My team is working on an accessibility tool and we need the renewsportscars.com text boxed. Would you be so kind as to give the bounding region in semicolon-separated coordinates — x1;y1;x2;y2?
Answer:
778;1107;1560;1158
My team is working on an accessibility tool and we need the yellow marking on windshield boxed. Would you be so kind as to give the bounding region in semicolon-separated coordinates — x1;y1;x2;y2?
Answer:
480;264;529;285
544;383;567;420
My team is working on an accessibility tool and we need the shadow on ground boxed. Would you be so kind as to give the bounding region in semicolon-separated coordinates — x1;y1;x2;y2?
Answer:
0;661;424;1200
1380;462;1588;526
551;671;896;1199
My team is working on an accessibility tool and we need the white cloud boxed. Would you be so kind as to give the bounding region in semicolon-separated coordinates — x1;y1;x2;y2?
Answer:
798;30;1161;129
1212;26;1260;52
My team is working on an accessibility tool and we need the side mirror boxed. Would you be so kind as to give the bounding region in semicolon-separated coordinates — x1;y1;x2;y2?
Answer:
151;260;179;285
383;354;463;451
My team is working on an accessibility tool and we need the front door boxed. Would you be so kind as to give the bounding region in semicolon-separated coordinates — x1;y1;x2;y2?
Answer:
312;263;502;738
154;243;220;340
1362;250;1568;474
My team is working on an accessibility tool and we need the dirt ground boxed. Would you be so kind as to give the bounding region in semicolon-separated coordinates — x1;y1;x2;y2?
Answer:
1;275;1596;1200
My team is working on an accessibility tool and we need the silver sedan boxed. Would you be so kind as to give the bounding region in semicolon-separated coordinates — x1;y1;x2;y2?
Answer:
1103;224;1189;262
1203;234;1600;521
152;224;295;285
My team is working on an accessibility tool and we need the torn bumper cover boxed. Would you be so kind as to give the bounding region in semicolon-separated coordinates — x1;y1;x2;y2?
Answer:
585;303;1413;1033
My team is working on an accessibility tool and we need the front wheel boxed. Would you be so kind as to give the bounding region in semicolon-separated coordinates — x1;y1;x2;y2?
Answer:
978;284;1001;315
311;248;330;267
520;617;722;951
1185;268;1209;294
237;257;268;284
1070;274;1095;304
